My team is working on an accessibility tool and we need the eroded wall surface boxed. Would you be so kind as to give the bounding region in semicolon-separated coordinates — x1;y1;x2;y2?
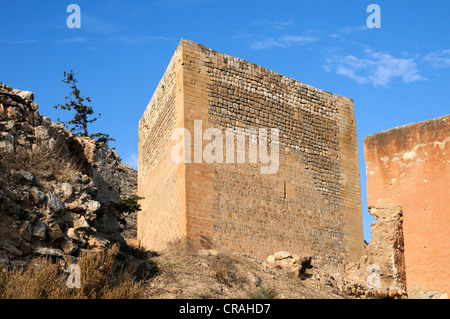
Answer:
138;45;186;250
364;115;450;298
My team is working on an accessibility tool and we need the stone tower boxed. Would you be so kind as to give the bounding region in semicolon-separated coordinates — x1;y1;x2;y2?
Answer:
138;39;364;270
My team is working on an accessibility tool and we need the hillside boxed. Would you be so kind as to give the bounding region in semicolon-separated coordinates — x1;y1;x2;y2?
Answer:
0;81;140;267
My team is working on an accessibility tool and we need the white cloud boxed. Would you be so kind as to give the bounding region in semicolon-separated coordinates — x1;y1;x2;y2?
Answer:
330;25;368;38
83;14;118;34
106;35;171;45
251;34;318;50
0;38;39;44
53;37;90;44
250;19;296;31
325;49;426;87
423;50;450;69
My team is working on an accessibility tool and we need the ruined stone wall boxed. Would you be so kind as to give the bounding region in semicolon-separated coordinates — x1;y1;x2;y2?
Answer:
139;39;364;270
364;114;450;298
0;82;125;263
345;206;407;298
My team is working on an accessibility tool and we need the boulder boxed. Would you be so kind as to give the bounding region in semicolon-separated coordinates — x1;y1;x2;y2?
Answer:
47;192;65;213
73;216;90;231
17;91;34;102
2;243;23;256
48;223;64;241
88;235;110;249
19;220;32;241
18;169;34;183
66;228;82;242
34;247;64;257
32;220;47;240
60;238;78;255
31;187;46;204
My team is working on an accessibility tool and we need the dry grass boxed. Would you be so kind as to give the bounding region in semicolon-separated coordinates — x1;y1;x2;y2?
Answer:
0;137;83;184
210;256;242;288
0;245;146;299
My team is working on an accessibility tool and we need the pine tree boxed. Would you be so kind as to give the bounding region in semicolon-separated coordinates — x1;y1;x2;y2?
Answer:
54;70;115;146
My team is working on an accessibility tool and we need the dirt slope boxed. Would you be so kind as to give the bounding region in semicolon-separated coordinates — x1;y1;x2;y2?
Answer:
142;241;350;299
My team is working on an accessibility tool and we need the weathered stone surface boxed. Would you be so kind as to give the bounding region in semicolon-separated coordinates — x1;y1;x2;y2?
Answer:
30;187;45;204
17;91;34;102
267;251;313;279
34;247;64;257
66;228;82;242
73;216;90;231
84;200;101;213
17;169;34;183
273;251;292;260
59;182;73;199
88;235;110;249
75;137;121;205
48;223;64;241
19;220;32;241
32;220;47;240
60;238;78;255
47;192;65;213
345;206;406;296
34;125;49;140
2;243;23;256
0;140;14;152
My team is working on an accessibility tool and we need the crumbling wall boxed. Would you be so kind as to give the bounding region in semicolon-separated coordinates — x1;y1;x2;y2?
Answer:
364;114;450;299
0;81;124;266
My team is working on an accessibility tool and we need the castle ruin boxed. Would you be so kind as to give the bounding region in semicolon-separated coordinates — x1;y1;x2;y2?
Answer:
138;39;364;271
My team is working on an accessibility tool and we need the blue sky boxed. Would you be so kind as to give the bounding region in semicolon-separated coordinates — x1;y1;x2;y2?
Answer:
1;0;449;241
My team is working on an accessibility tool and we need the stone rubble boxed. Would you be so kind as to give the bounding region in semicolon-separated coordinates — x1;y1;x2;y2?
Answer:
0;81;133;268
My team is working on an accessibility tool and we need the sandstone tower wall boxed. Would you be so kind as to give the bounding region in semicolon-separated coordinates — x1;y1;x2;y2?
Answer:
139;39;364;270
138;45;186;248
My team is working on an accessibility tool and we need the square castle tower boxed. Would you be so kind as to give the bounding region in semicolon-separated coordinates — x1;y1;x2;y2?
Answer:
138;39;364;269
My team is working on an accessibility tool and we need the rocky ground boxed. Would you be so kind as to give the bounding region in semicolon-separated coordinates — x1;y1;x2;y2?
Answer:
117;162;138;238
141;240;410;299
0;81;139;270
143;241;349;299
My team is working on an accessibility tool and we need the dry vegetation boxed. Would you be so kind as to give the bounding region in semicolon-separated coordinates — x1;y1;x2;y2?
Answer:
0;138;83;187
143;240;347;299
0;245;145;299
0;239;352;299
